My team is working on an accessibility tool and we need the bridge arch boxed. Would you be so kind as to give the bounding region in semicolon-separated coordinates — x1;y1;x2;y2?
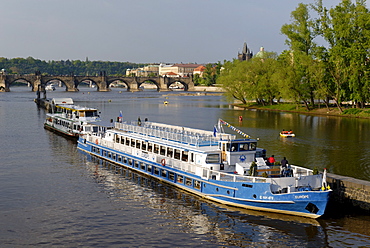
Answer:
107;78;130;91
168;80;187;91
44;78;67;91
138;79;159;91
9;78;32;88
76;78;99;90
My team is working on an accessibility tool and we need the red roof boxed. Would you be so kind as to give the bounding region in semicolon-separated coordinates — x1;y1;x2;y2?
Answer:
194;65;206;72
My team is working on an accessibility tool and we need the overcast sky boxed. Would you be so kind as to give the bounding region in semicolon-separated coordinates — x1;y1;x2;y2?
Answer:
0;0;364;64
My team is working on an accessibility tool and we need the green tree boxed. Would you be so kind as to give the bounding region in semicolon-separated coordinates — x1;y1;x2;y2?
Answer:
281;3;319;110
313;0;370;110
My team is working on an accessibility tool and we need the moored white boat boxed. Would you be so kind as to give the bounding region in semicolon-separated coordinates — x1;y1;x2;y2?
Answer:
77;118;331;218
44;100;103;139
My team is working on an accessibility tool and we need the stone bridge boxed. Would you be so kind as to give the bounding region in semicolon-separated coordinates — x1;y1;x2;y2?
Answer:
0;72;195;92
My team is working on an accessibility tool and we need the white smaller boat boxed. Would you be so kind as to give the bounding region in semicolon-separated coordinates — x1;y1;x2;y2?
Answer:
44;100;103;139
45;84;56;91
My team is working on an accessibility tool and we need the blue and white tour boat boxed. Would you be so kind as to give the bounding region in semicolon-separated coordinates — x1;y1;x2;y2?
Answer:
77;118;331;218
44;99;102;139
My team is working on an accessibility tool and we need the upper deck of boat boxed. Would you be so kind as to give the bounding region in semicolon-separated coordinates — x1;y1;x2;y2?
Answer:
113;121;238;149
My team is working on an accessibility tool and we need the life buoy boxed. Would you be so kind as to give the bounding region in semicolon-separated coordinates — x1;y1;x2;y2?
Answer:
95;139;98;145
161;159;166;166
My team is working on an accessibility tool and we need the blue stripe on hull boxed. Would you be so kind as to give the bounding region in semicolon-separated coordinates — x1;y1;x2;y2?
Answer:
77;139;330;219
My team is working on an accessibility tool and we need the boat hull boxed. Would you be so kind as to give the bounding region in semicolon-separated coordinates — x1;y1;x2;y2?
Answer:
44;123;79;140
77;138;330;218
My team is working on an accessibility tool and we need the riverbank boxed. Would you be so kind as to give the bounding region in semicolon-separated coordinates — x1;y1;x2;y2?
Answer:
233;103;370;119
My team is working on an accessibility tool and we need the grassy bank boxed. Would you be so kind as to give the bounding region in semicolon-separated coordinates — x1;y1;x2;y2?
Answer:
235;103;370;119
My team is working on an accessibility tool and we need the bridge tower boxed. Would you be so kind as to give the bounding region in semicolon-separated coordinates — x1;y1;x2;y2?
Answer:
0;69;9;92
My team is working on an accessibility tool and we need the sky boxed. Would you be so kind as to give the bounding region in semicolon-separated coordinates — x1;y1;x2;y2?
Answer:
0;0;365;64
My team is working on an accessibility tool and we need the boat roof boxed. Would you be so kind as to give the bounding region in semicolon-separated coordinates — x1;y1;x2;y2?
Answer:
56;104;98;111
52;98;74;105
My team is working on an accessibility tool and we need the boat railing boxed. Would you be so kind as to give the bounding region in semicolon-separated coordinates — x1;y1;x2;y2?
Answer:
115;121;234;147
87;135;269;184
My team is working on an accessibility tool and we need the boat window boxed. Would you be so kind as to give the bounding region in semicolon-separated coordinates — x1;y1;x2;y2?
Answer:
174;149;180;160
147;143;153;152
169;172;175;181
239;143;249;151
161;170;167;178
181;151;188;162
128;158;132;165
121;137;125;144
118;156;122;162
177;175;183;183
134;161;139;168
93;126;99;133
115;135;120;143
226;143;230;151
142;141;147;150
147;164;152;172
85;126;91;132
194;180;201;189
125;138;130;146
206;154;220;164
185;178;192;186
167;148;173;158
131;139;135;147
250;142;257;150
113;153;116;160
154;144;159;154
230;143;238;152
108;152;112;158
154;167;160;175
123;157;127;164
140;162;145;170
160;146;166;156
136;141;141;149
190;153;194;163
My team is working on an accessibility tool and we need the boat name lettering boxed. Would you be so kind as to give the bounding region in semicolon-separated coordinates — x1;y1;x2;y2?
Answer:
259;196;274;200
295;195;309;199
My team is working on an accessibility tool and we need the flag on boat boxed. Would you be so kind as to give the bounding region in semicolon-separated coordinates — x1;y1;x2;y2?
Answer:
213;125;218;137
118;111;123;122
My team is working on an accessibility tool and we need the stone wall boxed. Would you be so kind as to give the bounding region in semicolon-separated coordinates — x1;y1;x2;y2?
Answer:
327;173;370;212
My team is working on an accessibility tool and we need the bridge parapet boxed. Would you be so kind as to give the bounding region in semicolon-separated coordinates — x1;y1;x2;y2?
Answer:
0;73;194;92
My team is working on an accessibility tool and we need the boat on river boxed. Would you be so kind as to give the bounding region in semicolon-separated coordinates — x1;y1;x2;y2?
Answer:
77;118;331;218
44;100;102;139
280;130;295;138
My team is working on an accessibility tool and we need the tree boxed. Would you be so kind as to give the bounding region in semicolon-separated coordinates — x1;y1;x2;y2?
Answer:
281;3;320;110
313;0;370;110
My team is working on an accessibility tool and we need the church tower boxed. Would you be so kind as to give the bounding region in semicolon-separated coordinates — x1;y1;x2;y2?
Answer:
238;42;253;61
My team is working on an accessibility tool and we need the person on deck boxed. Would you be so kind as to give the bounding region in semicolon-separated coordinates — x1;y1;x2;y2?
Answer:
281;157;288;168
267;155;275;165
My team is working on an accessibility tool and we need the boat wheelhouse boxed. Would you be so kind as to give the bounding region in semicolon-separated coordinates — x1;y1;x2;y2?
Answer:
44;101;102;139
77;119;331;218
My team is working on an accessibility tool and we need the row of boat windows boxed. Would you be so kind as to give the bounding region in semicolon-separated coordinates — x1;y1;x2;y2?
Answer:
56;107;99;118
226;142;257;152
53;119;82;130
92;146;204;190
114;134;220;164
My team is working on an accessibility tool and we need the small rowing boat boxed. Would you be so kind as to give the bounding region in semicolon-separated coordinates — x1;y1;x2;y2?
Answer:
280;130;295;138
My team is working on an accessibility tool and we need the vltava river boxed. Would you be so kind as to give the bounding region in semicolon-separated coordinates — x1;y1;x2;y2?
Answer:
0;87;369;247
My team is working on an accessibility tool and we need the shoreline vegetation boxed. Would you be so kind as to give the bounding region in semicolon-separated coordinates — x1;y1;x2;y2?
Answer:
233;102;370;119
192;86;370;119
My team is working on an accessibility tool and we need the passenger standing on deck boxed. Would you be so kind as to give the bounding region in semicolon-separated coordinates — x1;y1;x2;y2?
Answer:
267;155;275;165
281;157;288;168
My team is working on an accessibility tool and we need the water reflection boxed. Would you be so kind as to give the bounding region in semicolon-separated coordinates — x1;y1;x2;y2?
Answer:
81;155;331;247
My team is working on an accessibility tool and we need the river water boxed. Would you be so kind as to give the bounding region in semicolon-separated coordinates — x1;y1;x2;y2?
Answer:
1;87;370;247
